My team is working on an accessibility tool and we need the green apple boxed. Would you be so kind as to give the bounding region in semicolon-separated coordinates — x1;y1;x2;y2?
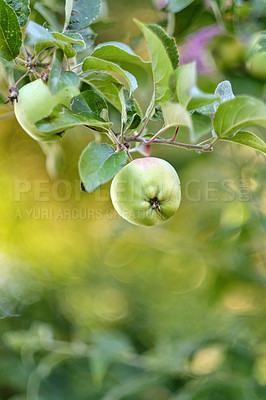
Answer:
247;52;266;82
209;35;243;71
110;157;181;226
14;79;80;142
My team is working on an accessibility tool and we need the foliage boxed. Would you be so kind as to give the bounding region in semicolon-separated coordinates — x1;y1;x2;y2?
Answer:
0;0;265;398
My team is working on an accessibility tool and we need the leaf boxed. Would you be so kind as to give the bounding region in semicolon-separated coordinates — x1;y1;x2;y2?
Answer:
71;90;108;120
191;112;212;141
52;32;85;47
194;103;216;115
123;89;142;132
214;80;235;112
25;21;76;58
48;49;79;95
75;26;95;52
78;142;127;193
92;42;151;84
213;96;266;138
80;71;124;112
175;62;219;110
0;0;22;61
146;24;179;69
82;56;138;94
161;102;194;139
221;131;266;155
57;71;80;92
34;3;60;31
135;20;173;104
167;0;196;12
67;0;101;31
151;105;164;121
48;49;64;94
36;104;111;134
247;31;266;59
64;0;73;31
5;0;30;27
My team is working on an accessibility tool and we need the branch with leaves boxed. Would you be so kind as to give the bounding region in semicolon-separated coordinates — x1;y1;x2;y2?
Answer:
0;0;265;225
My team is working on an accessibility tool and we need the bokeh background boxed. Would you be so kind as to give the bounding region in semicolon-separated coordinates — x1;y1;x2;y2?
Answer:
0;0;266;399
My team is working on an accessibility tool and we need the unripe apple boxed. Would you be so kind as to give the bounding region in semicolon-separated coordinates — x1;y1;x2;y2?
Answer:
110;157;181;226
14;79;79;142
247;52;266;82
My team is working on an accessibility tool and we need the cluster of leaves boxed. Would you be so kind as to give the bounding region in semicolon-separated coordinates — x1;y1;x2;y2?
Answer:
0;0;265;193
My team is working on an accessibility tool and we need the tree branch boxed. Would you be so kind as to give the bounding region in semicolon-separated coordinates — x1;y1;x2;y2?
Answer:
124;135;214;152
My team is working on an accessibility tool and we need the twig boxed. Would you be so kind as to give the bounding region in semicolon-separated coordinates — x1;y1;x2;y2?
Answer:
124;136;214;152
170;126;179;142
143;125;170;144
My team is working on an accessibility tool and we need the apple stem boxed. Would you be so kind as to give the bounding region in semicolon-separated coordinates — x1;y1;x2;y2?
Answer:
13;70;32;88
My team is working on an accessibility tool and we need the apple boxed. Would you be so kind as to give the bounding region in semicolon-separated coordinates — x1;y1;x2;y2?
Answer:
209;35;243;71
14;79;79;142
247;52;266;82
110;157;181;226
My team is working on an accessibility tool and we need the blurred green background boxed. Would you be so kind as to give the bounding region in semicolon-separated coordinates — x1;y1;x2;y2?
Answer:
0;0;266;399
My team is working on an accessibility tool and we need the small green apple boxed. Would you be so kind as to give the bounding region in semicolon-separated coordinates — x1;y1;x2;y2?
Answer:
14;79;80;142
110;157;181;226
247;52;266;82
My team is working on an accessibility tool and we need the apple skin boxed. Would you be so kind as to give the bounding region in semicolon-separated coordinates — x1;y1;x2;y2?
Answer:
110;157;181;226
14;79;80;142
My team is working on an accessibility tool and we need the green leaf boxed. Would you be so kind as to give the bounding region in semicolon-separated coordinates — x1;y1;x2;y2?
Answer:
221;131;266;155
5;0;30;27
48;49;79;95
71;90;108;120
146;24;179;69
195;103;216;115
247;31;266;59
80;71;124;112
161;102;194;139
34;3;60;31
175;62;219;110
82;56;137;94
167;0;196;12
25;21;76;58
64;0;73;32
91;42;151;84
75;27;95;52
192;112;212;141
0;0;22;61
213;96;266;138
67;0;101;31
79;142;127;193
52;32;85;47
123;89;142;132
135;20;173;104
36;104;111;134
214;80;235;112
48;49;64;95
151;105;164;121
